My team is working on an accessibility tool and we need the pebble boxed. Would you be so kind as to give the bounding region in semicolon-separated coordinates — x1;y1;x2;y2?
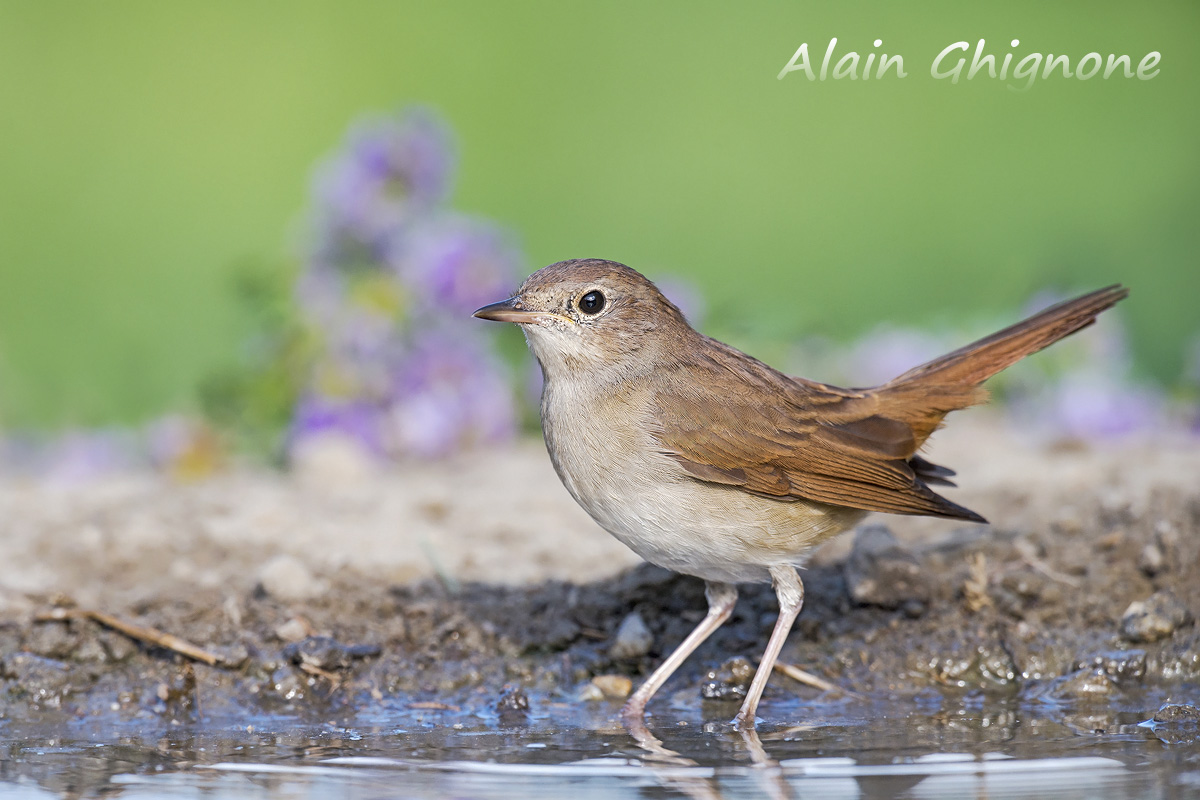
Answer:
495;685;531;716
1138;542;1165;576
609;611;654;660
1153;703;1200;724
843;525;931;610
1045;667;1117;701
270;667;305;701
259;555;326;603
590;674;633;699
282;636;382;671
275;617;311;643
1121;590;1191;643
1149;702;1200;745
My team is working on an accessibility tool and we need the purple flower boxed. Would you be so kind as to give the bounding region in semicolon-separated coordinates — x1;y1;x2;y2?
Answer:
288;108;527;461
310;110;453;255
1012;370;1168;439
38;430;140;484
389;216;521;316
383;334;516;457
289;394;388;457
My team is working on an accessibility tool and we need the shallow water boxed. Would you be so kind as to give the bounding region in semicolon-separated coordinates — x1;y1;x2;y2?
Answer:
3;691;1198;799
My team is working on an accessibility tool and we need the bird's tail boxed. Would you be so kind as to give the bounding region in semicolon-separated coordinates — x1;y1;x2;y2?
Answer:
877;284;1129;442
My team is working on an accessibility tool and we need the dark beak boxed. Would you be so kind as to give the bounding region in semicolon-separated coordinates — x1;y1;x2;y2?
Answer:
473;297;544;324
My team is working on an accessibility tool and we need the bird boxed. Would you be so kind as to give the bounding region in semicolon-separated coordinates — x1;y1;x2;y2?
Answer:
473;258;1128;727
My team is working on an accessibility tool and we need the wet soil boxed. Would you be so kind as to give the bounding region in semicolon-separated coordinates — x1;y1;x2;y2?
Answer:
3;468;1198;725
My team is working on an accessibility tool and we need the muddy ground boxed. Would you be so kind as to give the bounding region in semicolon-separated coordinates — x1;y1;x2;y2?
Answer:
1;417;1198;743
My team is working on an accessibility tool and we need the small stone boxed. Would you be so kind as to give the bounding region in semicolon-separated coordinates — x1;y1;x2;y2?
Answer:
495;685;530;715
1046;668;1116;701
74;637;109;664
1149;702;1200;744
212;642;250;669
1153;703;1200;724
609;611;654;660
282;636;381;671
1121;590;1191;643
701;656;756;701
844;525;931;610
275;617;311;643
591;674;633;699
259;555;325;603
579;683;605;702
1138;542;1165;576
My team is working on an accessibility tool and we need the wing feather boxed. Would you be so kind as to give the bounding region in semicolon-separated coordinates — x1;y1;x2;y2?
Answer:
653;345;984;522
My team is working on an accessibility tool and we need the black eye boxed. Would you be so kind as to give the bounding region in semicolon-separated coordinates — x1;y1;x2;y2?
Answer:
578;290;606;315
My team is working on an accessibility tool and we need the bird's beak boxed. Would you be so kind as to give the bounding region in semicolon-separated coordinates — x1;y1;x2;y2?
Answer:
473;297;569;325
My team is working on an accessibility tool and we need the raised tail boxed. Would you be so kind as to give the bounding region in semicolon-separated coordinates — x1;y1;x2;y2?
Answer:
890;284;1129;388
875;284;1129;444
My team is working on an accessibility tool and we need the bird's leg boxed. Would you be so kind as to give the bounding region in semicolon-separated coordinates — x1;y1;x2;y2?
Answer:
621;581;738;722
733;565;805;729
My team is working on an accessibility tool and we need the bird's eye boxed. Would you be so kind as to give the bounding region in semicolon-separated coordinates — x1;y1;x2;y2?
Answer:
578;290;606;315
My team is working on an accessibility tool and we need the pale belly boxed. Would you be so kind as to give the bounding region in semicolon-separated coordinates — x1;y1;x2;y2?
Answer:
541;388;866;584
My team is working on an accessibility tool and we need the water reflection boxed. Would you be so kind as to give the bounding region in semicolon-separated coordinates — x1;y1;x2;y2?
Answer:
0;693;1197;799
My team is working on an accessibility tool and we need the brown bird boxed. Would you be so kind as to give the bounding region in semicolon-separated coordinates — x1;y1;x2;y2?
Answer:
473;259;1127;727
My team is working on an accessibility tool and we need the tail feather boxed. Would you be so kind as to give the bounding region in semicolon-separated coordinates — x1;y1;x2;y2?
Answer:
888;285;1129;389
875;284;1129;444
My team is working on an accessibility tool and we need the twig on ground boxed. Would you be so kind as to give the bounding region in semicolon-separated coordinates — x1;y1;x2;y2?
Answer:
35;607;222;666
774;662;862;699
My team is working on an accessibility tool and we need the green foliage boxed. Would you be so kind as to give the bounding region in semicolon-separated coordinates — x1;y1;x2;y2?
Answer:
198;262;313;460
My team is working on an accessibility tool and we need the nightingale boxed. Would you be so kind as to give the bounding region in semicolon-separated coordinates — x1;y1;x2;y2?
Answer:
474;258;1127;728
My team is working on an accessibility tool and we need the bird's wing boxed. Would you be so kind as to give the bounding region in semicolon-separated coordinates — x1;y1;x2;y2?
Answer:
650;346;984;522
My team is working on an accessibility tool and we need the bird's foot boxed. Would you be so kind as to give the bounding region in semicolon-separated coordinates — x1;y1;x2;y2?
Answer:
731;708;759;730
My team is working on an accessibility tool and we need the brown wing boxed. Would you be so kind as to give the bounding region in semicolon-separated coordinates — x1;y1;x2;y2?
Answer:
651;342;985;522
653;285;1129;523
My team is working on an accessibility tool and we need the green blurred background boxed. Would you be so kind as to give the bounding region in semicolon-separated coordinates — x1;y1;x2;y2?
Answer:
1;1;1196;428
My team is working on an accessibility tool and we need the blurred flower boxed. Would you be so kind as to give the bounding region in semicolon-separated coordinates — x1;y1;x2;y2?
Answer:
1012;369;1169;439
36;430;140;485
289;395;388;457
383;334;516;457
391;216;522;316
146;415;224;479
310;110;453;258
284;107;522;463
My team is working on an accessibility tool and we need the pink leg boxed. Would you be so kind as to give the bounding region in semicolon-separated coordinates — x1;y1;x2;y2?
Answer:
621;581;738;722
733;564;805;728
